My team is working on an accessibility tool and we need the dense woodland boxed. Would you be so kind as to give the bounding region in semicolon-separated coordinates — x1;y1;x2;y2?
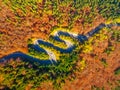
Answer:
0;0;120;90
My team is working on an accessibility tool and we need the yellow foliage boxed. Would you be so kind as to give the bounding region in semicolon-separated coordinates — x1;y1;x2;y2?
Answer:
105;19;112;24
82;43;93;53
105;17;120;24
0;75;4;84
80;58;86;70
37;0;43;3
114;17;120;23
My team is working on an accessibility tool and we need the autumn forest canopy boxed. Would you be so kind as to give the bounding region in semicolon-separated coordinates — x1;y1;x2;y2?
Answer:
0;0;120;90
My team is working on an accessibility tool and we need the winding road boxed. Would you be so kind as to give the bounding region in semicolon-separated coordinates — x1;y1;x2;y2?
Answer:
0;22;120;65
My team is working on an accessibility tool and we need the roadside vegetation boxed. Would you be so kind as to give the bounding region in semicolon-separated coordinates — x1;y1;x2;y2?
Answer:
0;0;120;90
0;26;120;90
0;48;82;89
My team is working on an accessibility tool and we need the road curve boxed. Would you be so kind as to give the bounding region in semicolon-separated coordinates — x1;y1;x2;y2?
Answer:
0;22;120;65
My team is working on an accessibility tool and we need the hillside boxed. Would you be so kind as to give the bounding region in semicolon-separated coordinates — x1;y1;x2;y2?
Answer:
0;0;120;90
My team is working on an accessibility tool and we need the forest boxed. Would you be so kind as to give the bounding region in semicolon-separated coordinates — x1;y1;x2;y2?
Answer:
0;0;120;90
